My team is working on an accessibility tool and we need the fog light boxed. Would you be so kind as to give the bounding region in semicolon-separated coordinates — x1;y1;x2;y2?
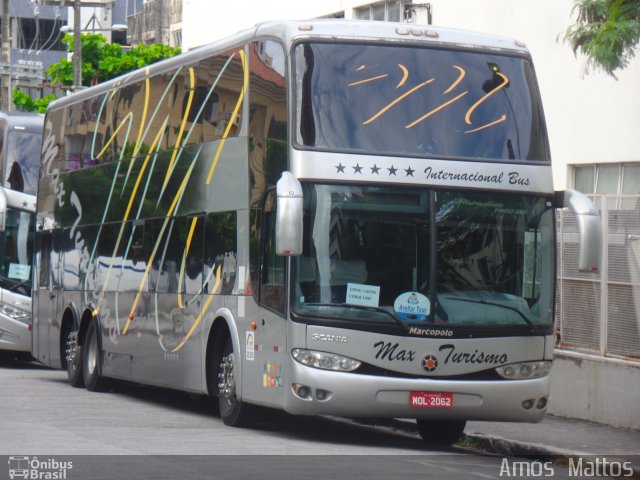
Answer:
522;399;534;410
316;389;332;401
292;383;311;400
536;397;548;409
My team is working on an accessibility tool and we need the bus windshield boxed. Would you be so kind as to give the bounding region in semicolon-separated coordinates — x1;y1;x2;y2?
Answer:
292;184;554;329
0;207;34;296
295;42;549;162
5;130;42;194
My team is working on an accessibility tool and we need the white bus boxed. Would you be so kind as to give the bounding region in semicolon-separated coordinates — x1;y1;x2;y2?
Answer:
32;20;601;444
0;112;42;355
0;186;36;353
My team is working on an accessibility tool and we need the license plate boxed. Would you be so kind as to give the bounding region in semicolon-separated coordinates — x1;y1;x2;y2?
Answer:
409;391;454;409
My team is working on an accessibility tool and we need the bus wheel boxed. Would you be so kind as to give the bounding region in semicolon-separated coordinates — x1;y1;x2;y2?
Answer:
65;329;84;388
416;419;466;445
217;337;255;427
82;321;110;392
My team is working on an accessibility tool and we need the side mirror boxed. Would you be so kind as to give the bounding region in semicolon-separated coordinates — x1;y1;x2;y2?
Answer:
275;171;303;256
0;187;6;233
560;189;602;272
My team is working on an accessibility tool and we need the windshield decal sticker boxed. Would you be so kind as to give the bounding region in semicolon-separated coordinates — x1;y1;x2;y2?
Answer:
396;64;409;88
393;291;430;320
464;70;509;132
363;78;435;125
405;90;468;129
346;283;380;307
348;63;510;134
444;65;466;94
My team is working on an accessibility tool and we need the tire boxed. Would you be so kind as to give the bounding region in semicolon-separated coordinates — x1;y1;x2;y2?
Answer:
416;419;466;445
65;327;84;388
217;337;256;427
82;320;110;392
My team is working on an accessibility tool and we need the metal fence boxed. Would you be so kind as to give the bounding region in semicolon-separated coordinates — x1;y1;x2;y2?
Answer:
556;195;640;361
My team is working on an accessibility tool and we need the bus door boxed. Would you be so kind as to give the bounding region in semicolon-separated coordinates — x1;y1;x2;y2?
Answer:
34;231;60;366
244;190;287;405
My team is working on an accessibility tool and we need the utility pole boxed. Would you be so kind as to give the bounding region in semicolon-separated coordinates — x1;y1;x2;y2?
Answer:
1;0;11;111
73;0;82;88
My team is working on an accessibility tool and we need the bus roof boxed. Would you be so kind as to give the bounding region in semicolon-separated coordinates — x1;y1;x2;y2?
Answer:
0;185;36;213
254;19;529;54
46;19;531;113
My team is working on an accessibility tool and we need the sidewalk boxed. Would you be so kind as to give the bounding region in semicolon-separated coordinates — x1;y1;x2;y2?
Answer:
465;415;640;458
379;415;640;476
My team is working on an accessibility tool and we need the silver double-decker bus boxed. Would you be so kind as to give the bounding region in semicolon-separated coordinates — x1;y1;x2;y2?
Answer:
33;20;601;444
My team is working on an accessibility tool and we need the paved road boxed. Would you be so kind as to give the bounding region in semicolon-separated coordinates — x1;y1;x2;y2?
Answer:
0;355;586;480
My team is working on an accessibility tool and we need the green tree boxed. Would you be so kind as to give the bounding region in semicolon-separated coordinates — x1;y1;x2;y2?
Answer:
563;0;640;77
14;33;181;112
12;89;57;113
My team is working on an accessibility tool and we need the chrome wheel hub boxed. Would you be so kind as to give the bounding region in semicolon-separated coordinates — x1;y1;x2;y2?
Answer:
65;331;79;365
218;353;235;401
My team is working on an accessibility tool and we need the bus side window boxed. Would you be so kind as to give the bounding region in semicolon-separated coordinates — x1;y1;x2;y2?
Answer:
37;232;52;289
204;212;237;295
249;39;287;206
260;190;285;314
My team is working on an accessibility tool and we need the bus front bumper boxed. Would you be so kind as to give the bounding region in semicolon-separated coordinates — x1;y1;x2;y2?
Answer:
283;360;550;422
0;314;31;353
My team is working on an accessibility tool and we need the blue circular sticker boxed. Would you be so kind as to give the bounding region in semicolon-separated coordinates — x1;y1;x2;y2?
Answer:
393;291;431;320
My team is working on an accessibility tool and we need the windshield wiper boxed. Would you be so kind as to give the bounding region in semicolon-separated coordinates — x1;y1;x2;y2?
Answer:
303;302;412;331
0;276;31;294
8;279;31;293
442;296;539;331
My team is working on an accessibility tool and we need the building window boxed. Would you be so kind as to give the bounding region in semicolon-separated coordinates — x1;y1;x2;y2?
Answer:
355;1;403;22
172;30;182;48
573;163;640;209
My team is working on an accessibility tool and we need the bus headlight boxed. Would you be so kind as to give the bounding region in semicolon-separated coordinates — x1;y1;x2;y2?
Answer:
0;304;30;322
496;361;551;379
291;348;361;372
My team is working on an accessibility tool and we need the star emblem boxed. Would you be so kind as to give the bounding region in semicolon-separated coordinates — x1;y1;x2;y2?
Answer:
370;164;380;174
388;165;398;176
335;163;346;173
405;166;415;177
421;354;438;372
353;163;363;174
